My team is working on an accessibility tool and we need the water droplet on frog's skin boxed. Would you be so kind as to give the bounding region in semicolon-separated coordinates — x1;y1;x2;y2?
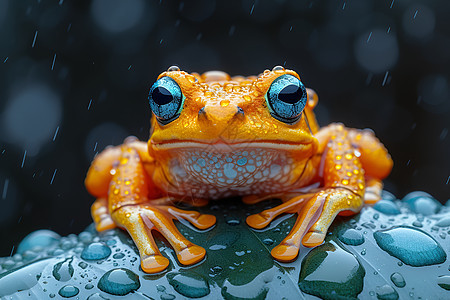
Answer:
81;242;111;260
272;65;285;73
390;272;406;288
338;228;365;246
373;226;447;266
167;272;210;298
373;200;401;215
52;257;74;281
58;285;79;298
98;268;140;296
298;240;365;299
167;65;180;72
437;275;450;290
376;284;399;300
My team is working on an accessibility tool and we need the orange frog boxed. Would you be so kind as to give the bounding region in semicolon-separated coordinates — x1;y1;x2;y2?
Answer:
85;66;393;274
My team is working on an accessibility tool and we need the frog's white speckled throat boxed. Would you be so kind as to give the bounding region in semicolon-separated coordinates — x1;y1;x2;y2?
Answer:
165;147;297;199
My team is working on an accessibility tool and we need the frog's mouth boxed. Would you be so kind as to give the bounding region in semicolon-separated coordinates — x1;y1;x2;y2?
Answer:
151;140;312;152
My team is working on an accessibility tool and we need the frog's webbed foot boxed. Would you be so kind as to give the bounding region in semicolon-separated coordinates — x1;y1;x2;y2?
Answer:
247;188;362;262
246;193;315;228
111;199;216;274
301;188;363;248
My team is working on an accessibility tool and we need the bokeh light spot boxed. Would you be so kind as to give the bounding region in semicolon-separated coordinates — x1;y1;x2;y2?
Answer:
91;0;145;33
355;29;399;73
402;5;435;40
1;84;62;156
418;75;450;114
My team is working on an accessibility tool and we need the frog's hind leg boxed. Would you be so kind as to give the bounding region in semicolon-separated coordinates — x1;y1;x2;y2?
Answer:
91;197;116;232
112;206;170;273
85;146;122;198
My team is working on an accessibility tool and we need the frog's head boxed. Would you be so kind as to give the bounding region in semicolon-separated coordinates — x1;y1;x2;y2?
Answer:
147;66;320;194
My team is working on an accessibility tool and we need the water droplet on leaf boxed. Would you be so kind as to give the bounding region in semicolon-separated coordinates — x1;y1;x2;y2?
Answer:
167;272;210;298
97;268;140;296
81;242;111;260
58;285;79;298
298;240;365;299
373;226;446;266
338;228;365;246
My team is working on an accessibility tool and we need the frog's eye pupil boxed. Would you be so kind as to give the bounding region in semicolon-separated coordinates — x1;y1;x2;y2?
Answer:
278;84;303;104
265;74;307;124
148;76;184;124
151;86;173;105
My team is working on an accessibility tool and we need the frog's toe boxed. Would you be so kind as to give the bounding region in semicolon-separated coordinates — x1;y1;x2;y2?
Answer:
177;245;206;265
195;214;216;230
302;231;326;247
246;213;271;229
141;254;170;274
95;217;116;232
164;206;216;230
271;244;299;262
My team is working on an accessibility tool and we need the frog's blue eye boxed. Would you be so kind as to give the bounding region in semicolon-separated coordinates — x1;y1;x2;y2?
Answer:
149;77;184;124
266;74;307;123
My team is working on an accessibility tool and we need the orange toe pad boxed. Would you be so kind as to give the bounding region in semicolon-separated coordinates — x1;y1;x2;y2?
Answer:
141;254;170;274
271;244;300;262
195;214;217;230
302;232;326;247
177;245;206;265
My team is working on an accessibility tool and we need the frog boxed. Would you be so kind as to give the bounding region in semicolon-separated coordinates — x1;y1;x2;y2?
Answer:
85;66;393;274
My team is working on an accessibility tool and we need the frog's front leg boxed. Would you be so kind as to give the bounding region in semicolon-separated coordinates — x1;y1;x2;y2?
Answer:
86;141;216;273
247;124;370;262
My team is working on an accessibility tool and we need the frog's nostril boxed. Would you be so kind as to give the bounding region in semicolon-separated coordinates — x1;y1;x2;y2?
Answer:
236;106;244;117
198;106;206;117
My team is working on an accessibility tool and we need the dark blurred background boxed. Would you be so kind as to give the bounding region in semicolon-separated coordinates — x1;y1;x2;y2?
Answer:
0;0;449;256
